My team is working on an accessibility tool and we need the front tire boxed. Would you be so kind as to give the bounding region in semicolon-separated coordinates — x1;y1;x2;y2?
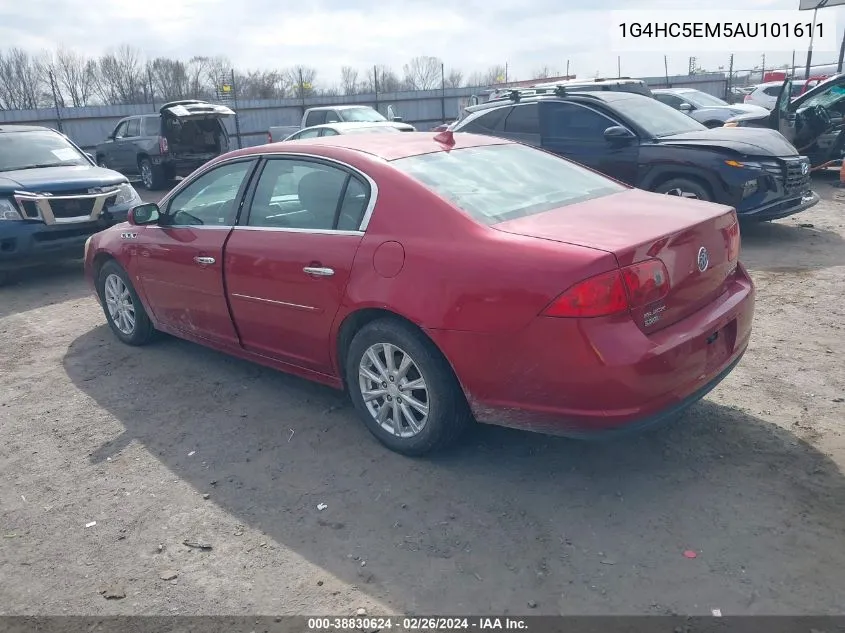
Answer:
345;319;471;456
653;177;712;202
97;260;155;346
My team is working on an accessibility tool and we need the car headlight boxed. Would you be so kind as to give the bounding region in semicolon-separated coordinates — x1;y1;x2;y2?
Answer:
0;198;23;221
113;183;141;206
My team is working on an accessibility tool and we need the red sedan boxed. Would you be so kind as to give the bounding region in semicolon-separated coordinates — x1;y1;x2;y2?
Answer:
83;131;755;456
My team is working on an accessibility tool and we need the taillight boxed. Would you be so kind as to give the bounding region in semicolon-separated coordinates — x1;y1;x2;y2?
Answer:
542;259;670;318
724;220;740;261
159;136;169;154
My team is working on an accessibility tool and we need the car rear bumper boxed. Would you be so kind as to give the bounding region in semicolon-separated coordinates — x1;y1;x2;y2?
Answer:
0;211;128;272
427;263;755;437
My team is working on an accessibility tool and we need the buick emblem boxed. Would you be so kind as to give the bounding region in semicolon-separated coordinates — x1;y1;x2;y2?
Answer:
801;161;809;176
697;246;709;273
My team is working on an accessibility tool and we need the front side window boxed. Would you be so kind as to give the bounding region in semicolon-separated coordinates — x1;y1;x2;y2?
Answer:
503;104;540;134
392;143;625;225
304;110;327;126
292;128;321;140
460;107;511;134
247;158;370;231
125;118;140;137
655;93;684;109
113;121;129;138
610;95;705;137
543;102;620;140
166;160;255;226
339;107;387;122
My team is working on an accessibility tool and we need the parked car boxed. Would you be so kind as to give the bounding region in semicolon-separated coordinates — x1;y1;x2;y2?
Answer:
84;131;754;456
652;88;769;128
275;122;404;142
744;80;807;109
95;100;235;191
451;88;818;222
724;74;845;167
0;124;142;286
268;105;415;142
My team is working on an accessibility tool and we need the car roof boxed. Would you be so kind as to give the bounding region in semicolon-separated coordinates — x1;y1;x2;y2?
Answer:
0;124;55;134
310;105;373;111
467;90;650;115
301;122;394;131
229;131;511;162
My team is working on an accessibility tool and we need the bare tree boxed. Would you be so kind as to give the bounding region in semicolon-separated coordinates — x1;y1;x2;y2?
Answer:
533;65;554;79
361;65;401;93
443;68;463;88
340;66;358;95
149;57;189;101
0;48;46;110
236;69;289;99
287;65;317;99
50;47;96;107
402;56;442;90
321;85;340;97
93;45;144;104
466;65;508;87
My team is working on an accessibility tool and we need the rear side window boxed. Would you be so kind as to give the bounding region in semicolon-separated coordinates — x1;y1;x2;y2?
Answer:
144;116;161;136
763;86;781;96
392;143;625;225
305;110;328;126
125;118;140;137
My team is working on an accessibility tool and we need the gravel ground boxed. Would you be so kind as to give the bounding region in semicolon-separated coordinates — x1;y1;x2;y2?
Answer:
1;175;844;616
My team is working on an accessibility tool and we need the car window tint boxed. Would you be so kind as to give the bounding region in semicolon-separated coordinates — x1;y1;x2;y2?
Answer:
305;111;327;126
144;116;161;136
461;107;510;133
503;103;539;134
248;159;368;231
167;160;254;226
543;102;618;140
125;118;140;137
655;94;683;109
336;176;369;231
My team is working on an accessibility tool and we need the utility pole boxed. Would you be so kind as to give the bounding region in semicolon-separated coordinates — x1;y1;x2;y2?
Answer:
727;53;734;101
617;56;621;78
565;59;570;78
147;65;155;110
440;62;446;124
230;69;242;149
373;64;379;111
805;6;818;79
664;55;670;87
761;53;766;81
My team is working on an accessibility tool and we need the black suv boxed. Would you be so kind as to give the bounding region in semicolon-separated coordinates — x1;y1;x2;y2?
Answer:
95;100;235;191
451;89;818;222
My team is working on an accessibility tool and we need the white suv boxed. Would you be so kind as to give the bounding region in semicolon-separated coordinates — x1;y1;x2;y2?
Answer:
744;80;806;109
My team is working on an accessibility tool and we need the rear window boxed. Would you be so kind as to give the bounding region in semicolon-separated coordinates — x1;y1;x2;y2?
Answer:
391;143;625;225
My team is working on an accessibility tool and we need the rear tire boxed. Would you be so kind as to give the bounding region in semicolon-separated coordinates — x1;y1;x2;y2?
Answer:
345;318;472;456
139;157;166;191
97;260;156;346
652;177;712;202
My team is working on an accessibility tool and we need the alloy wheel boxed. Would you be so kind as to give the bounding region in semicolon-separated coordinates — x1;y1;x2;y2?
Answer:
358;342;430;438
104;273;136;335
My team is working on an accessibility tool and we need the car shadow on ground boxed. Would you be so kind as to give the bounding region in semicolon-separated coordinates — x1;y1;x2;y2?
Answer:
740;218;845;273
0;260;91;319
63;325;845;615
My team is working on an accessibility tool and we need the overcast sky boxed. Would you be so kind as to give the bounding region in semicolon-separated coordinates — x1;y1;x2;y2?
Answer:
2;0;844;86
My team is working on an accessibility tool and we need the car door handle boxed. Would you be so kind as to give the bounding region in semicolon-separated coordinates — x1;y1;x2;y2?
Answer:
194;256;216;265
303;266;334;277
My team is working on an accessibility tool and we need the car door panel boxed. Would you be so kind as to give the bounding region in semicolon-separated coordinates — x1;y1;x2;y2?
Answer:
540;101;639;185
224;156;370;373
104;120;128;170
135;159;258;347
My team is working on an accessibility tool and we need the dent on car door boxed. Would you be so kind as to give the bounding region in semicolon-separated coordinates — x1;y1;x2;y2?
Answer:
135;159;258;347
224;156;370;373
540;101;639;184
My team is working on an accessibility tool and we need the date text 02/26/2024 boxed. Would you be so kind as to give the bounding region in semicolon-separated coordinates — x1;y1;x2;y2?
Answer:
306;617;528;630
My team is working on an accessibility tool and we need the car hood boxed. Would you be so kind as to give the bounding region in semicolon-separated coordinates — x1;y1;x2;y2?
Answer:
656;126;795;156
0;165;127;194
724;109;771;124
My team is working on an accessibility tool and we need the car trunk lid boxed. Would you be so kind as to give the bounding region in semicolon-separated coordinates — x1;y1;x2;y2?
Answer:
493;188;740;333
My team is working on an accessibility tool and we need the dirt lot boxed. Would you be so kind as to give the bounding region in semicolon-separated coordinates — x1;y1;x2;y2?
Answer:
1;176;844;617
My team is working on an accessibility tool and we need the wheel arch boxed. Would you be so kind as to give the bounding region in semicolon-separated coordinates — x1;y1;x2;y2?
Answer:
641;167;718;201
334;307;468;398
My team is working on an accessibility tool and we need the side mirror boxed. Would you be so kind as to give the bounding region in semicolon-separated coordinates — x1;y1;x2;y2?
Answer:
679;103;693;112
604;126;636;144
127;202;160;226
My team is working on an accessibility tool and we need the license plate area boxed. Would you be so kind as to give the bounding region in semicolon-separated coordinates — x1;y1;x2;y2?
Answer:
705;318;737;371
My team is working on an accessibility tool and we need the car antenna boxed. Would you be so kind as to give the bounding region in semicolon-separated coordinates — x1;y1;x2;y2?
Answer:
433;129;455;146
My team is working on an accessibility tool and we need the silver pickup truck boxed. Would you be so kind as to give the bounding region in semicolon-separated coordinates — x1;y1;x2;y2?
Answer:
268;105;415;142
